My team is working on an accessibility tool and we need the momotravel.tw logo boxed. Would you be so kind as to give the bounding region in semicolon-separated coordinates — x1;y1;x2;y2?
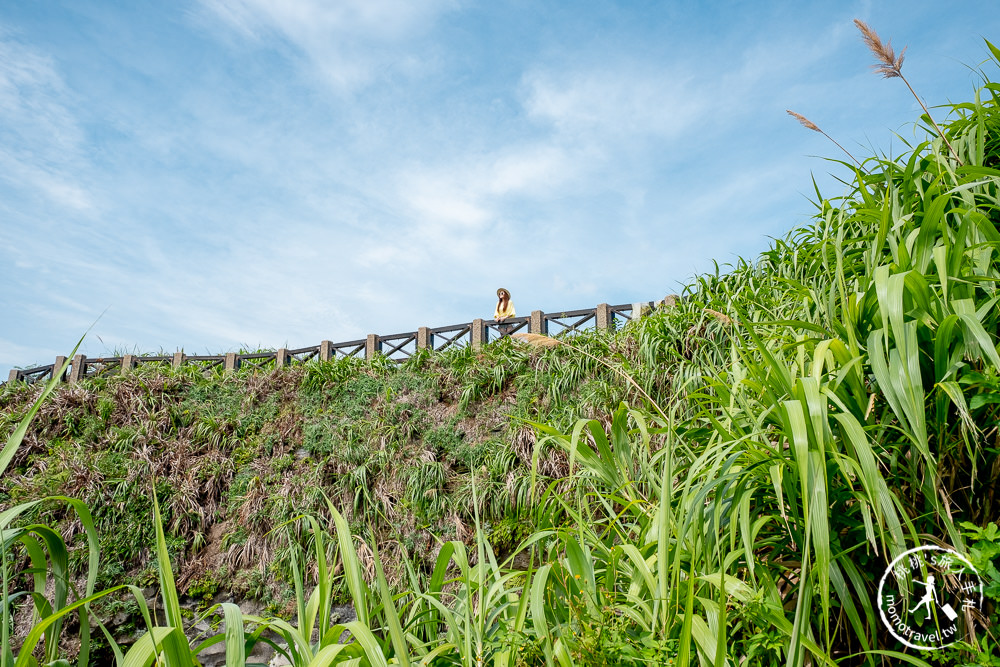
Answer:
877;545;984;650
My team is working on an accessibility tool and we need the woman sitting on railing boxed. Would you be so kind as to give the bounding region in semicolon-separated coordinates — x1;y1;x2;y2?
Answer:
494;288;516;324
494;288;517;336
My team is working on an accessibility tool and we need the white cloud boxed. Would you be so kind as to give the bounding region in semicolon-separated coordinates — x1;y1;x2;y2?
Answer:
0;337;58;370
0;154;93;211
0;39;78;144
401;170;489;228
396;142;582;230
197;0;458;89
488;144;577;196
522;66;709;142
0;36;94;212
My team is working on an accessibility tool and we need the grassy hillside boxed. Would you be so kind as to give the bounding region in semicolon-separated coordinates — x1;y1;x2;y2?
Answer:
1;327;663;610
4;29;1000;667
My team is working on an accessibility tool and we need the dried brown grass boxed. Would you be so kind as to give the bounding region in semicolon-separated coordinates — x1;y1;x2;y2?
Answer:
511;332;561;348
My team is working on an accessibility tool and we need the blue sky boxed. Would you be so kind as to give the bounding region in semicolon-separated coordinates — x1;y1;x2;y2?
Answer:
1;1;998;373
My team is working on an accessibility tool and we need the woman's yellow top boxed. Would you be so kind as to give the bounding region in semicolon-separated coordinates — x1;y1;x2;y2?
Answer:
494;300;516;320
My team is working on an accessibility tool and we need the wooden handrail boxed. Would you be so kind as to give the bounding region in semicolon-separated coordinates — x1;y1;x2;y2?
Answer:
6;299;672;384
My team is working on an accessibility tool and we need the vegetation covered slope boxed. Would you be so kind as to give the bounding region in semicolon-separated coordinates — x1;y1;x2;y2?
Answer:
4;31;1000;667
1;328;660;610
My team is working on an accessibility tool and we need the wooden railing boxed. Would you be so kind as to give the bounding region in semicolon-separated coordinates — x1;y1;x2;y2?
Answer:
7;300;664;385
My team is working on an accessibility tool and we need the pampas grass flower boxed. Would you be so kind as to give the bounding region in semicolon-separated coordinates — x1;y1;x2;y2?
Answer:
854;19;961;164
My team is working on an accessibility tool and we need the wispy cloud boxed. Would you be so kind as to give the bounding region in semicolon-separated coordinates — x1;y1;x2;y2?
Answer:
196;0;458;90
0;336;58;370
397;142;583;227
522;66;708;143
0;35;94;212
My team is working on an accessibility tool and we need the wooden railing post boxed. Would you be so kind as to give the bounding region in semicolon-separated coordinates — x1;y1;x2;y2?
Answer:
69;354;86;382
320;340;332;362
53;356;67;382
121;355;136;372
224;353;239;373
417;327;431;350
471;319;486;349
366;334;381;360
8;369;19;383
172;352;184;369
596;304;611;330
632;301;652;319
275;348;288;368
530;310;546;335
